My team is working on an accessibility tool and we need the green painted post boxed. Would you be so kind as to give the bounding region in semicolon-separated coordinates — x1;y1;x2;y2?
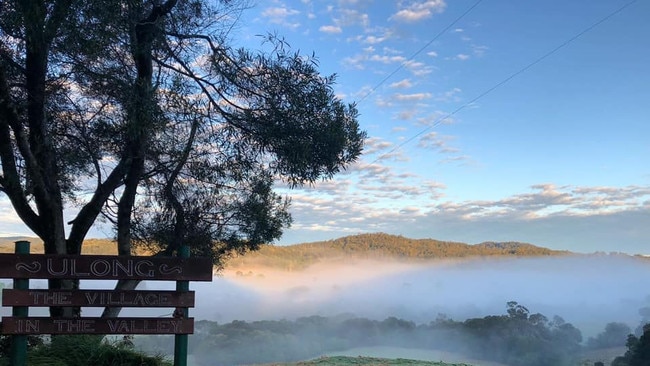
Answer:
11;240;30;366
174;245;190;366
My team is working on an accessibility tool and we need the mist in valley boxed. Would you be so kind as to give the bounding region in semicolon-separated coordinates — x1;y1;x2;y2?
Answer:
134;254;650;366
186;254;649;336
3;254;648;365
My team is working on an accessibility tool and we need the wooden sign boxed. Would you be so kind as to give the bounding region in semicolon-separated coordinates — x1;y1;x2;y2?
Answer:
0;254;213;281
1;317;194;335
2;289;195;307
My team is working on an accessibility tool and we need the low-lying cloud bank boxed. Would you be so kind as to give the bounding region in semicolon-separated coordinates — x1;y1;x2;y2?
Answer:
181;255;649;337
1;254;646;338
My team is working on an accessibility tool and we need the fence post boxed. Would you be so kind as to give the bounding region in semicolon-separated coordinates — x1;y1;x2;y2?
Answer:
174;245;190;366
11;240;30;366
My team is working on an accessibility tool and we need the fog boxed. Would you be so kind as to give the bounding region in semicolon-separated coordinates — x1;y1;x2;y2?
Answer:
177;254;650;337
2;254;647;335
2;254;648;364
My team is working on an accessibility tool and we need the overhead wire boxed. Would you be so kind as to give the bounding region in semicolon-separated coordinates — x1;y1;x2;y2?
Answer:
357;0;485;104
366;0;639;166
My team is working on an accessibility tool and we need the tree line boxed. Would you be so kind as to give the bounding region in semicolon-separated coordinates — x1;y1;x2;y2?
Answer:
134;301;610;366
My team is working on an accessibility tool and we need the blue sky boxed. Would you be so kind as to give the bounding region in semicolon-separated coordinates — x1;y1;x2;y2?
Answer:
241;0;650;254
1;0;648;254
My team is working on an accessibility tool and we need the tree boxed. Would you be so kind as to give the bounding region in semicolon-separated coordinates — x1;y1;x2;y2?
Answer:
0;0;365;317
587;322;631;349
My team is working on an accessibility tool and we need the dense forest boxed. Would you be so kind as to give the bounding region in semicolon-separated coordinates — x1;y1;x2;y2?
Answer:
134;301;649;366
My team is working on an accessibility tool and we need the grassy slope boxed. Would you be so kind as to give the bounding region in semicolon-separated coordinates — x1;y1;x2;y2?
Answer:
268;356;472;366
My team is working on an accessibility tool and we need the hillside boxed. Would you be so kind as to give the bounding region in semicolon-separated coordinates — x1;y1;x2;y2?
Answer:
225;232;568;271
0;237;118;254
0;233;567;272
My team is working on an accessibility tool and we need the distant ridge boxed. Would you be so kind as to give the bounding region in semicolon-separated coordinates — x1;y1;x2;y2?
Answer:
227;232;569;271
0;233;570;271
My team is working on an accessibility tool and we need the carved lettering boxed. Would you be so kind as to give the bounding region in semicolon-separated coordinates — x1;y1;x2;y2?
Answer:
3;316;194;334
0;254;213;280
135;260;154;277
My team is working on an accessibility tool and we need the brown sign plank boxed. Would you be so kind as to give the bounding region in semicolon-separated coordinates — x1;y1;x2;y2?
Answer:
2;289;195;307
0;254;213;280
1;317;194;335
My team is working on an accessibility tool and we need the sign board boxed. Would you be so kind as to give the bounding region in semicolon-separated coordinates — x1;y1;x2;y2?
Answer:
2;289;195;307
0;254;213;281
1;317;194;335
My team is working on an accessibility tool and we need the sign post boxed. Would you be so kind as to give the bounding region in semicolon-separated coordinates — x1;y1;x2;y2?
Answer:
174;245;190;366
0;241;212;366
10;240;29;366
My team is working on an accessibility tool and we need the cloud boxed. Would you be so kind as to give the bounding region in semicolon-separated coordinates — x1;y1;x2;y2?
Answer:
403;60;435;76
394;92;432;102
417;132;459;154
364;35;388;44
389;79;413;89
391;0;447;23
334;8;370;28
261;6;301;28
363;137;394;155
472;44;489;57
454;54;470;61
369;54;407;64
279;182;650;254
415;110;456;126
395;109;418;120
319;25;342;34
435;87;462;102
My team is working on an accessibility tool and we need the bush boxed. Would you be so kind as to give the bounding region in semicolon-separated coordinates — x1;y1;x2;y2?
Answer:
0;335;170;366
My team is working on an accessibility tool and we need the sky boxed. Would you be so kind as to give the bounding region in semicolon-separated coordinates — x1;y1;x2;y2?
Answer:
1;0;649;254
239;0;650;254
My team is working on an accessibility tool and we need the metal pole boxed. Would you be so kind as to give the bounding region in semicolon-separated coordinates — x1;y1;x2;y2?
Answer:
174;245;190;366
11;240;30;366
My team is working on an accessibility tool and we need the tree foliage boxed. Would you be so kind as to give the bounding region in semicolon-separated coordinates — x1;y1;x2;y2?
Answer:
0;0;365;315
135;302;584;366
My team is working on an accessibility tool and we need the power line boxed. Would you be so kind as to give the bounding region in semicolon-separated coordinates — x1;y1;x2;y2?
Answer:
367;0;639;166
357;0;485;104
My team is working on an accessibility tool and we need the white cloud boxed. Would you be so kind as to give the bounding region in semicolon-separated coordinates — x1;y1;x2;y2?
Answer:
363;137;394;154
369;54;407;64
389;79;413;89
279;183;650;254
455;54;470;61
319;25;343;34
394;92;432;102
403;60;435;76
417;132;459;154
391;0;447;23
261;6;301;28
395;109;417;120
415;111;456;126
335;8;370;28
364;35;388;44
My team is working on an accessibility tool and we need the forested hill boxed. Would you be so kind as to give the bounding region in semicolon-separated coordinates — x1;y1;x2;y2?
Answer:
226;233;569;271
0;233;568;271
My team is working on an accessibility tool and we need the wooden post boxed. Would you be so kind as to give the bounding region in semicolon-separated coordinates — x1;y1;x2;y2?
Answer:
174;245;190;366
11;240;30;366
